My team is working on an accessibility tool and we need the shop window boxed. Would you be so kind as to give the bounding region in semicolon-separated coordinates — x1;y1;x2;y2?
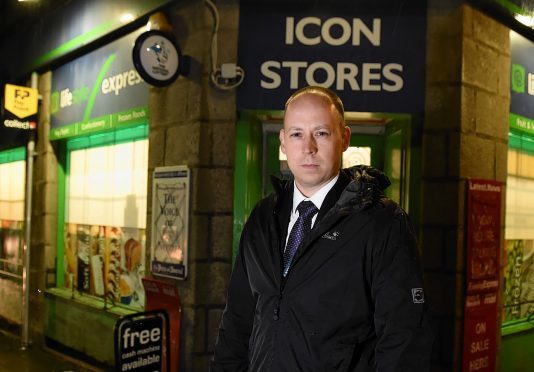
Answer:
62;126;148;309
503;132;534;325
0;147;25;278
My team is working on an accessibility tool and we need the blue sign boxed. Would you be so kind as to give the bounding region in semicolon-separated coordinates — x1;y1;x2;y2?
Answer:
237;0;427;113
50;28;149;140
510;31;534;135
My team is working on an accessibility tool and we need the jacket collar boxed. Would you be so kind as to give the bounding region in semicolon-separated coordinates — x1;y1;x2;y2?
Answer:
271;165;390;214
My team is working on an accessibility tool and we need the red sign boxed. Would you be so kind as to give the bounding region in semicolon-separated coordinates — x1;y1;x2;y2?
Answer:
462;179;502;372
142;277;182;372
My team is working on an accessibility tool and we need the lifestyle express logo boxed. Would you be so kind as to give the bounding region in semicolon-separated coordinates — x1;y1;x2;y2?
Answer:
50;53;147;140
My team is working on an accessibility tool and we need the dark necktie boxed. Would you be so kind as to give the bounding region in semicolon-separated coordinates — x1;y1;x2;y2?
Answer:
282;200;318;277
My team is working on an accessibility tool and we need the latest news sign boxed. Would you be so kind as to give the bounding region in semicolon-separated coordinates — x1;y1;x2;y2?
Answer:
237;0;427;113
50;28;149;140
462;179;502;372
510;31;534;135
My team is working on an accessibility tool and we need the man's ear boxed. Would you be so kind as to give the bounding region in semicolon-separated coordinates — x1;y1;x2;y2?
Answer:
342;126;351;151
279;129;286;154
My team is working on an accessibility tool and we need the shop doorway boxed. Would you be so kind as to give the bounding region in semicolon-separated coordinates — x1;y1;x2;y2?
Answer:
232;111;416;259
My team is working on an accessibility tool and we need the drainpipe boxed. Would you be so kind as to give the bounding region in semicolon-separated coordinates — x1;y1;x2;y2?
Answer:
21;71;38;349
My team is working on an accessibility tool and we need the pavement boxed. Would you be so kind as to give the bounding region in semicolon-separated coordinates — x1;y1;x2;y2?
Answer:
0;330;102;372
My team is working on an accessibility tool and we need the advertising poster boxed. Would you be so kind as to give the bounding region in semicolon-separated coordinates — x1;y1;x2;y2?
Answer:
0;220;23;276
63;223;146;309
503;239;534;321
150;166;190;280
462;179;502;372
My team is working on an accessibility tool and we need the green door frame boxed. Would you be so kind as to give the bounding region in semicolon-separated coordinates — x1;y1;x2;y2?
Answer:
232;110;420;261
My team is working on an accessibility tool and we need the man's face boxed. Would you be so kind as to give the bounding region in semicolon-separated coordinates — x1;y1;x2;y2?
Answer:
280;94;350;197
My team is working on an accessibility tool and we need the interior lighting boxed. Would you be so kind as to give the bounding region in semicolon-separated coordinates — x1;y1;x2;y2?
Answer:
515;14;534;28
120;12;135;23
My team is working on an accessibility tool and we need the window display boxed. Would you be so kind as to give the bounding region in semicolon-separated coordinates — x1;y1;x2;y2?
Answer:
0;149;25;277
63;130;148;309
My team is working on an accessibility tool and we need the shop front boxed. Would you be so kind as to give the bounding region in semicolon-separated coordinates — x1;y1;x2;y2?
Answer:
233;0;427;255
43;27;151;366
501;30;534;370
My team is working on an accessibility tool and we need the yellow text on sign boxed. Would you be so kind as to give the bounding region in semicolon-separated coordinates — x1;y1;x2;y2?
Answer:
4;84;38;119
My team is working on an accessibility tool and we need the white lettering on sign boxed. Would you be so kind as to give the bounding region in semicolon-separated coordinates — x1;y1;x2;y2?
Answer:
122;326;161;349
102;69;143;96
469;356;489;371
475;322;486;334
528;72;534;95
60;89;73;108
285;17;381;46
260;60;403;91
470;338;490;353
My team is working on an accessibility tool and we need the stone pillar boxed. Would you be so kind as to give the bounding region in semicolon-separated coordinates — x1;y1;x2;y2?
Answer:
423;3;509;370
30;71;58;343
147;1;238;370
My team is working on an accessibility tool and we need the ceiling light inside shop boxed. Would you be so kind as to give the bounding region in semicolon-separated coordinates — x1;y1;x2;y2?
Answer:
515;14;534;28
120;12;135;23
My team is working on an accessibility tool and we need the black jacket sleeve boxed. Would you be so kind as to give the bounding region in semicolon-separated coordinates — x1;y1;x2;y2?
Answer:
210;223;256;371
371;209;434;371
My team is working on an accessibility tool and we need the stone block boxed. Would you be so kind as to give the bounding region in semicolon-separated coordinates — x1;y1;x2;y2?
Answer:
496;53;511;98
424;272;462;317
190;214;210;261
426;36;462;84
203;82;237;121
148;128;166;169
495;142;508;183
472;7;510;52
460;85;476;133
421;180;460;225
425;85;461;130
149;83;189;129
462;38;499;93
207;308;224;352
193;307;207;353
458;133;495;179
211;121;236;167
177;264;197;306
195;168;234;213
444;228;465;272
210;214;233;260
165;122;203;166
475;90;509;140
420;227;445;270
422;133;448;178
195;262;231;305
193;355;212;372
427;6;464;38
180;305;195;370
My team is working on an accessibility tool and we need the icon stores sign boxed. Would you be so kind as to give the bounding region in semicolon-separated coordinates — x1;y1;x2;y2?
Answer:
237;0;426;113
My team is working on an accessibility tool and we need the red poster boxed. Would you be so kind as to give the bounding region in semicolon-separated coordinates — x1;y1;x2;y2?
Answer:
463;179;502;372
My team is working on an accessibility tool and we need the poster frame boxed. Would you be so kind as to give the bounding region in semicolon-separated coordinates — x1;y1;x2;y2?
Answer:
150;165;190;280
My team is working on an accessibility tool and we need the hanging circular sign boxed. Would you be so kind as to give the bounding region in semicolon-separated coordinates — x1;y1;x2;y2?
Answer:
132;30;181;87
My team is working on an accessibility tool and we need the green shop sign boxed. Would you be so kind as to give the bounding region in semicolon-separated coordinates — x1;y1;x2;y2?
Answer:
50;28;149;140
510;31;534;136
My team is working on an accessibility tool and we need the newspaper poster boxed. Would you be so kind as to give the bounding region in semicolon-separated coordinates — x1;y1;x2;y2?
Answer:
150;166;189;280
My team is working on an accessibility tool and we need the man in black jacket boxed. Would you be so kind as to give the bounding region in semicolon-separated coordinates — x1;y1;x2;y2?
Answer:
211;86;433;371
